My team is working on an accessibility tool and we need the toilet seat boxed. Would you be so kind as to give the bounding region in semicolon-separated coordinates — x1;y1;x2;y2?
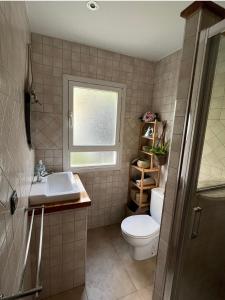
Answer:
121;215;159;239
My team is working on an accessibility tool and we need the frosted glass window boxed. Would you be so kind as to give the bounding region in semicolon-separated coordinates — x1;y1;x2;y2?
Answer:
64;76;125;171
70;151;116;167
73;87;118;146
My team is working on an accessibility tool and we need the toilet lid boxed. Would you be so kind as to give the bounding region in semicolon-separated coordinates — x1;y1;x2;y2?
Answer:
121;215;160;238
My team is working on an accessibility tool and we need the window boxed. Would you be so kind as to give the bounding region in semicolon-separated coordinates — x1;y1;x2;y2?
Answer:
63;76;125;171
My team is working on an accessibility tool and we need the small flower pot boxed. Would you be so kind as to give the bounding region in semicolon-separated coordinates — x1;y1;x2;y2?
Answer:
154;154;168;166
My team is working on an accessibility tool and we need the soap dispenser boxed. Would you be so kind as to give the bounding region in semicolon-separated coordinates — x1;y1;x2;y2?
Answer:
35;160;46;182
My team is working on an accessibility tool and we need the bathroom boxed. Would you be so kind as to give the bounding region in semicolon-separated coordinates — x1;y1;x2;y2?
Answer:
1;1;225;300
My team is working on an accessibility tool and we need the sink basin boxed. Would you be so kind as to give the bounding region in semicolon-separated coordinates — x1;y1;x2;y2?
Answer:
29;172;81;206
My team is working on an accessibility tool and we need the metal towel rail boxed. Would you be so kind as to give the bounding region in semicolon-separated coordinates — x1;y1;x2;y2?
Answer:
0;206;45;300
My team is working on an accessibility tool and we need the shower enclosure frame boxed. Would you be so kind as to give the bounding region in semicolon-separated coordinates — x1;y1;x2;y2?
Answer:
164;18;225;300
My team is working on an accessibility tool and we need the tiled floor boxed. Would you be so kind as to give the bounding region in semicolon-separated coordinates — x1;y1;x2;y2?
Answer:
44;224;156;300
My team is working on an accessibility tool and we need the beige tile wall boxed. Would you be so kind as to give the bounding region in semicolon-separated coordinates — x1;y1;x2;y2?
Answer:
152;51;181;188
30;34;155;228
0;2;34;297
198;36;225;187
31;208;88;299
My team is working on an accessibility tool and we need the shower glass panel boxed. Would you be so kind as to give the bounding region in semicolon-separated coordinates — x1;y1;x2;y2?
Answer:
198;35;225;189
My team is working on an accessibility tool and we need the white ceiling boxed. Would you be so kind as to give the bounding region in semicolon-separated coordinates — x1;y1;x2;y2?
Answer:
26;1;224;61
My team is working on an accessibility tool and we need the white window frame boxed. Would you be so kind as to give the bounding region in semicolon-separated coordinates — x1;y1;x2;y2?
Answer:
63;75;126;172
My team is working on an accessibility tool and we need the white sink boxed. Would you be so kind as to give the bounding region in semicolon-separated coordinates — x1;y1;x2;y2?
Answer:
29;172;81;206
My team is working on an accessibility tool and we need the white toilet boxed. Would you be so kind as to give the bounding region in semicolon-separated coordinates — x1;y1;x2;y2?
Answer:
121;188;164;260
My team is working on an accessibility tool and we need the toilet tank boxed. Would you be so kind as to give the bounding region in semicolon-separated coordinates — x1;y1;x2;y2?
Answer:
150;188;164;224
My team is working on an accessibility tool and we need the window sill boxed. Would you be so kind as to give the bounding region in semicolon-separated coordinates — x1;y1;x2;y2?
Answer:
67;164;121;173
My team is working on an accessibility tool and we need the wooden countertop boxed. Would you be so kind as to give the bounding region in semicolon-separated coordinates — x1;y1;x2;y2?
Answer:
29;174;91;215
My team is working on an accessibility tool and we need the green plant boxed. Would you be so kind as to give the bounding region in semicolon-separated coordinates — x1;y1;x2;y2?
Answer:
150;142;169;156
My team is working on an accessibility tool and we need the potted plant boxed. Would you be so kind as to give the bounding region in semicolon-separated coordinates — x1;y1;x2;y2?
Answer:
150;142;169;166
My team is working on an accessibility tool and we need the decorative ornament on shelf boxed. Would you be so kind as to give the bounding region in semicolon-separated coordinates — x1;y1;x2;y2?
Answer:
141;111;156;122
144;126;154;138
137;159;150;169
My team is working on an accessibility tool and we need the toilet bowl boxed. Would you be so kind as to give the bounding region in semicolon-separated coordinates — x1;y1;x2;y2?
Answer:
121;188;164;260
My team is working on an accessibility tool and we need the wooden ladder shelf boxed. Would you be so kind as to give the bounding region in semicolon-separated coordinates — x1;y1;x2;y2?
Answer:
127;120;161;213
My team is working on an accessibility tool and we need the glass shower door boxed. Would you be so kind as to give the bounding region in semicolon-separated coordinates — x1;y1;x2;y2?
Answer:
198;34;225;190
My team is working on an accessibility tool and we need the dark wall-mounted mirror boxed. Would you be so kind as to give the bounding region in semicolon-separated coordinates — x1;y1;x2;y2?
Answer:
24;44;33;149
24;90;32;148
24;44;42;149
